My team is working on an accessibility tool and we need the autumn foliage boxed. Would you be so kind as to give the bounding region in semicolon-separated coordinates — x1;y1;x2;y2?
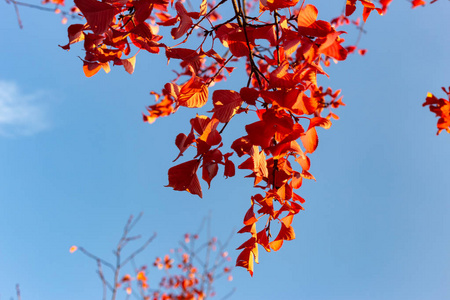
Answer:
423;87;450;135
51;0;448;276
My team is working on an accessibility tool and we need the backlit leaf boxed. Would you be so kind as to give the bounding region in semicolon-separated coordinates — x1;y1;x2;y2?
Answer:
300;127;318;153
74;0;116;34
178;75;209;108
211;90;243;123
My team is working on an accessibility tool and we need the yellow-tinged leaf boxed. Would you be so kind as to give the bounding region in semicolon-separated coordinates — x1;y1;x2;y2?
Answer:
178;75;209;108
122;54;137;74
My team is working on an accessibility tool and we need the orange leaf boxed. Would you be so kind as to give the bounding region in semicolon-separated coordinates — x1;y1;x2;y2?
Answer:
269;222;295;251
309;117;332;129
301;169;316;181
178;74;209;108
300;127;318;153
293;192;306;203
82;61;102;77
199;0;207;15
137;271;147;282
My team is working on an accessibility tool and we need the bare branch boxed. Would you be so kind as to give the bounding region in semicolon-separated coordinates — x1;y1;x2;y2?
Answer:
121;233;157;267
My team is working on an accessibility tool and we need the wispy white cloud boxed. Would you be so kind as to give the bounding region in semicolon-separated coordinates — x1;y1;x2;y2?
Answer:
0;80;50;137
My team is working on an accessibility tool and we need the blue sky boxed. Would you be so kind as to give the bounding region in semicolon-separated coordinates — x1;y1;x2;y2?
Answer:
0;1;449;299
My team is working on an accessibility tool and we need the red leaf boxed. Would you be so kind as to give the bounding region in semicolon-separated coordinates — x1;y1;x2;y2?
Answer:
237;237;257;250
231;136;252;157
133;0;155;24
190;114;210;135
260;0;300;11
167;160;202;198
257;229;271;252
224;153;235;178
245;120;276;148
166;48;198;61
319;32;348;61
74;0;117;34
171;1;193;39
198;118;221;147
235;248;254;276
237;223;256;234
129;23;162;54
217;24;253;57
240;87;259;106
211;90;243;123
59;24;87;50
173;130;195;162
346;0;357;16
297;5;332;37
243;205;257;226
238;146;269;180
202;162;218;188
412;0;426;8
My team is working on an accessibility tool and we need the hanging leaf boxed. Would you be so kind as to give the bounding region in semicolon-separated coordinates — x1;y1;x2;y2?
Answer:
167;160;202;198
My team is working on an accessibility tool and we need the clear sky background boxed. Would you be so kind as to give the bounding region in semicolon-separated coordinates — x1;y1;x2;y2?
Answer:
0;0;449;299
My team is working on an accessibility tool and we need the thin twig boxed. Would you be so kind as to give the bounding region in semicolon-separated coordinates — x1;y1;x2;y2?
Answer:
220;287;236;300
78;247;116;272
15;284;21;300
274;10;281;66
5;0;81;29
96;260;112;300
7;0;23;29
121;233;157;267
